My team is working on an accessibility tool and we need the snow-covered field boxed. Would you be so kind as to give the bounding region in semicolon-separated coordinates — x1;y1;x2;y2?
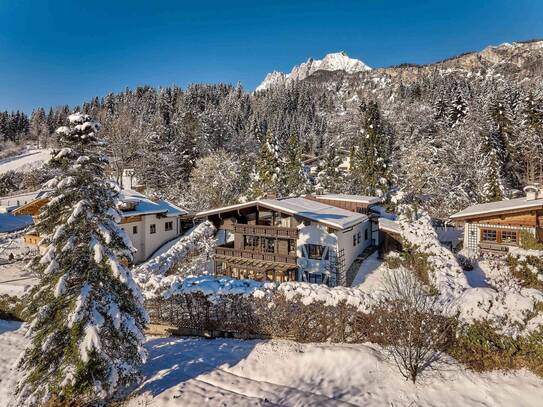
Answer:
0;149;51;175
1;320;542;407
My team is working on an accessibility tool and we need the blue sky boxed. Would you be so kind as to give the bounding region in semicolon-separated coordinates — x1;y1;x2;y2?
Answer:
1;0;542;113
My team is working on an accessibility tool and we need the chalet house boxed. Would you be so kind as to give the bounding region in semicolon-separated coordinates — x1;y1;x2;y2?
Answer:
450;185;543;255
196;194;381;286
13;189;188;264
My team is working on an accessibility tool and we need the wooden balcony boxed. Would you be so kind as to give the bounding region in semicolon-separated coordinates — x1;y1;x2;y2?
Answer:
216;246;297;265
479;242;511;254
233;224;298;239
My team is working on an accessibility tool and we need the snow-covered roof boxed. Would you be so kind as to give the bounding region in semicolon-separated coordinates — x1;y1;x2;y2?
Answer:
196;197;368;230
118;189;188;218
450;197;543;220
378;218;401;234
314;194;381;205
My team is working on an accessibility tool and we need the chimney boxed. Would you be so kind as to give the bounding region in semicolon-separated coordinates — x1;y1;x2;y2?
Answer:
524;184;540;201
264;191;277;200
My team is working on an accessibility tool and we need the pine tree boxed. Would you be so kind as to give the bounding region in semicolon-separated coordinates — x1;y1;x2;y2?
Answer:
447;90;468;127
282;133;309;196
14;113;148;406
29;107;49;148
249;132;282;198
350;102;392;197
481;131;505;202
315;145;343;193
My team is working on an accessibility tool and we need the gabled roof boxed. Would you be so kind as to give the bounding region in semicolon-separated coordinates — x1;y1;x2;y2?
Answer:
196;197;367;230
450;197;543;220
313;194;381;205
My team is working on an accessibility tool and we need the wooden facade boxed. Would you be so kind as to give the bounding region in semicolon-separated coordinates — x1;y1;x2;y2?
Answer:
305;195;373;214
201;204;301;283
453;206;543;254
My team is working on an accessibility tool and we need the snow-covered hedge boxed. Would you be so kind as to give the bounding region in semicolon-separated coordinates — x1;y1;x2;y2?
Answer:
134;221;216;297
146;275;389;343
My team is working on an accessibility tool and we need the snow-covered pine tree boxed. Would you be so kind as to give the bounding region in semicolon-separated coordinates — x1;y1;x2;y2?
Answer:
447;90;468;127
315;145;343;193
249;132;282;198
481;131;506;202
282;133;309;196
350;101;392;197
519;93;543;183
14;113;148;406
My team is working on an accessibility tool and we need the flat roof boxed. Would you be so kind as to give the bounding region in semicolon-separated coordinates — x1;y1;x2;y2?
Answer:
196;197;367;230
450;197;543;220
378;218;401;234
313;194;381;205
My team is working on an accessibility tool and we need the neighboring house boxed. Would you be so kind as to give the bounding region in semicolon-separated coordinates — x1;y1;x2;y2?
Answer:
13;189;188;264
450;185;543;255
196;194;379;286
0;190;49;213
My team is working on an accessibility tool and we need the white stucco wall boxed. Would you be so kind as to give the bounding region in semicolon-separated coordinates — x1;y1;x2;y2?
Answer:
337;221;371;270
120;215;180;263
296;219;372;283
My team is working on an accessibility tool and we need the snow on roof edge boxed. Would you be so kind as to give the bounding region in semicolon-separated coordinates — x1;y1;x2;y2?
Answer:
450;198;543;220
195;198;367;230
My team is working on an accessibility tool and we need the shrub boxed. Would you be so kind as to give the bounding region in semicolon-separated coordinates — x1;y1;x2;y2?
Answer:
451;321;543;377
520;230;543;251
0;294;25;321
507;254;543;289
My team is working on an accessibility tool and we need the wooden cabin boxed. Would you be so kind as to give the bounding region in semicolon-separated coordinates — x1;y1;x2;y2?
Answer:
450;186;543;255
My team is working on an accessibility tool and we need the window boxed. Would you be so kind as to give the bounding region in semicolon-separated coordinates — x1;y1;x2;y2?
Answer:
244;235;259;250
288;239;296;256
150;224;156;234
357;232;361;245
481;229;496;242
165;221;173;231
353;235;357;247
364;229;368;241
132;225;138;234
305;244;327;260
262;237;275;253
501;230;518;244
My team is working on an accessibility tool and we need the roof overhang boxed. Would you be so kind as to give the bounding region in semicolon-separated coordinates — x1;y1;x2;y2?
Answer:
195;200;366;230
450;202;543;221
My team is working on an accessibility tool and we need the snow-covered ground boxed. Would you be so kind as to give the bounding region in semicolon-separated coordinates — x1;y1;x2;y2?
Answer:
0;149;51;175
0;233;38;296
351;251;384;290
0;262;38;296
2;321;542;407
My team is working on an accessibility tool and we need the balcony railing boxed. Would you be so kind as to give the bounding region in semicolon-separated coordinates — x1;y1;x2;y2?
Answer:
479;242;511;253
216;246;297;265
233;224;298;239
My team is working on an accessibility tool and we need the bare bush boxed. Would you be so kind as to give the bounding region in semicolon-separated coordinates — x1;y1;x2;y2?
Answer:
380;267;456;383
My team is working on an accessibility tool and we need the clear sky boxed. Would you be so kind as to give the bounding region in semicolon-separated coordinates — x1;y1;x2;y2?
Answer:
1;0;542;113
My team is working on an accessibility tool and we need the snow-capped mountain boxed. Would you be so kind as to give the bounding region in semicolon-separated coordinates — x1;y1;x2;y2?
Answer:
256;51;371;91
